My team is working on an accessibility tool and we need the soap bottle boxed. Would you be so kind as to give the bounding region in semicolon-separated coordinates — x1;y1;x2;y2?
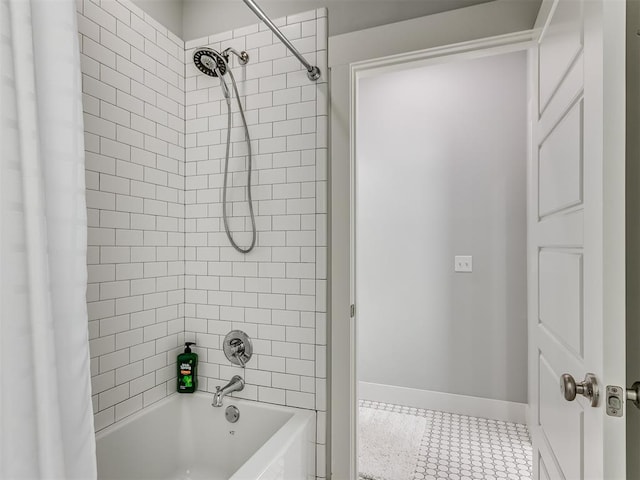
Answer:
177;342;198;393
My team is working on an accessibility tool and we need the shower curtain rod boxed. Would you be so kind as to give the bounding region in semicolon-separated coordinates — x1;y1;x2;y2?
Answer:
242;0;321;81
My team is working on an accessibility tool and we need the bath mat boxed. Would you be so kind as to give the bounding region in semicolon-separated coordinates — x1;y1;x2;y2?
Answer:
358;405;426;480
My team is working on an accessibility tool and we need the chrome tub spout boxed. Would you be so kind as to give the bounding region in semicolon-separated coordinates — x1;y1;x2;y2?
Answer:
212;375;244;407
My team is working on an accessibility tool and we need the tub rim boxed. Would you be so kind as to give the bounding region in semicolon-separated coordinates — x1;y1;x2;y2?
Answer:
96;391;311;440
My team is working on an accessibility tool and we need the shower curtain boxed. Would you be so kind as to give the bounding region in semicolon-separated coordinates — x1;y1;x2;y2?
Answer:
0;0;97;478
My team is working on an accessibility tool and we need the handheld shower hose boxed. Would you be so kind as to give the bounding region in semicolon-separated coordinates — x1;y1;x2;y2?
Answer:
193;46;256;254
218;62;256;254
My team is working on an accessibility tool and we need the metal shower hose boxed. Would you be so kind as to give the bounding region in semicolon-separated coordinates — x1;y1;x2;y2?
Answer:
219;61;256;254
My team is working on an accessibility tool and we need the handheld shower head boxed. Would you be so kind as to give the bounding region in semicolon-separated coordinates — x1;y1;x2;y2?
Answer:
193;47;232;99
193;47;250;77
218;74;231;101
193;48;228;77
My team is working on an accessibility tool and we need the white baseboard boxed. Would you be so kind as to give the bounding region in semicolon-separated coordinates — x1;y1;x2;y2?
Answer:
359;381;527;424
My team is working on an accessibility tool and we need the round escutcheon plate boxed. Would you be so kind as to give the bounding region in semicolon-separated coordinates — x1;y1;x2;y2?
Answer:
225;405;240;423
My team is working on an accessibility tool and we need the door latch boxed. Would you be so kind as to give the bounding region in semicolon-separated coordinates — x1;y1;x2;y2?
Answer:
605;385;624;417
605;382;640;417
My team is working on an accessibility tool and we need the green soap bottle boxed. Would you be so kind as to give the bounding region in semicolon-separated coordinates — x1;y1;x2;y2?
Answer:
177;342;198;393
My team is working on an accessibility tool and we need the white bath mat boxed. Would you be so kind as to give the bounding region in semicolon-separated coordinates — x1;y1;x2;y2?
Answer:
358;405;426;480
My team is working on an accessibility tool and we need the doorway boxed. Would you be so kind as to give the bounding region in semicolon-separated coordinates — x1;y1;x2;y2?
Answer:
354;50;530;480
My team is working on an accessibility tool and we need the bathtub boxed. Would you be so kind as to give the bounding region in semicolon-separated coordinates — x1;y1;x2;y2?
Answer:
95;392;315;480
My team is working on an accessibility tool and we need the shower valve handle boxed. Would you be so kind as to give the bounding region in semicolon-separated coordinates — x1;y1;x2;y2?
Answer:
229;339;247;367
223;331;253;367
229;338;245;356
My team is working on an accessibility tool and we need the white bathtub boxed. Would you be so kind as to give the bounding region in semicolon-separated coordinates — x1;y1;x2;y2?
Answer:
95;392;315;480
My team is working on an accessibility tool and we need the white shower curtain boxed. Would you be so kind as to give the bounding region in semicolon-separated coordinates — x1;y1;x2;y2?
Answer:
0;0;97;478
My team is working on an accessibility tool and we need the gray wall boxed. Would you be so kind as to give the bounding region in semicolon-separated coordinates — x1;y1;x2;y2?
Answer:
356;51;528;403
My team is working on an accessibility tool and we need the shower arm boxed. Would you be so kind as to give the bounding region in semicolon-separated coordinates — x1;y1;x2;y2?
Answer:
242;0;321;81
223;47;249;65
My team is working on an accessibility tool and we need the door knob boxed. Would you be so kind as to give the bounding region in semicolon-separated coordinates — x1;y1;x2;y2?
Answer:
627;381;640;410
560;373;599;407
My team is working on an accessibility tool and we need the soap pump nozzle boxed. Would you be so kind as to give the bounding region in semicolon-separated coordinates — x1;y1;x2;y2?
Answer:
184;342;196;353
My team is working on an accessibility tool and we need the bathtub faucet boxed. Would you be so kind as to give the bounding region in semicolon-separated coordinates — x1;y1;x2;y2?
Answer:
212;375;245;407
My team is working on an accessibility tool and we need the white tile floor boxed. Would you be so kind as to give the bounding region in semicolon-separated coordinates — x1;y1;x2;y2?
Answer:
359;400;533;480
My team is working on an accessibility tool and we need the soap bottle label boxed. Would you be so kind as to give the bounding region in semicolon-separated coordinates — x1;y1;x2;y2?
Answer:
179;361;193;390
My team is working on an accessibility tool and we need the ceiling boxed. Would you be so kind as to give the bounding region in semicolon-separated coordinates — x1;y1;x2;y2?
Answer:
132;0;541;42
182;0;503;40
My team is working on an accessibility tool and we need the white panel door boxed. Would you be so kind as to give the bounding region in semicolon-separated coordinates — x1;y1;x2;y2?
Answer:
529;0;626;479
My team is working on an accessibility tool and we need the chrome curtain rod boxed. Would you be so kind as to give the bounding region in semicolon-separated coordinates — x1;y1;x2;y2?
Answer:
242;0;321;81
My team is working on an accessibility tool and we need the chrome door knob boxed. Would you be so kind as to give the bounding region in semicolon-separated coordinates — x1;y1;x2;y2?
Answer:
627;381;640;409
561;374;578;401
560;373;599;407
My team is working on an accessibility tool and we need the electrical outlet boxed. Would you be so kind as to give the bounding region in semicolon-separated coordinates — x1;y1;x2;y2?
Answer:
454;255;473;272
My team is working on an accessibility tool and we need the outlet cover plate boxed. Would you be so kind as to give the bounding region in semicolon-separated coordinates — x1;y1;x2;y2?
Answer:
454;255;473;272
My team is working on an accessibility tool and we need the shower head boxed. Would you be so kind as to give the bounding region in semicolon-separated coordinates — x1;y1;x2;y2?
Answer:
193;47;250;78
193;48;228;77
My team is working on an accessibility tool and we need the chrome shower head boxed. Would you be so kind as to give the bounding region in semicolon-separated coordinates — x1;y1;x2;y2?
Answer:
193;48;228;77
193;47;250;78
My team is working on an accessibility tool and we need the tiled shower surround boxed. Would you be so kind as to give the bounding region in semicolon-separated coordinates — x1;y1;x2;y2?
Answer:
79;0;186;431
183;10;328;415
80;0;327;477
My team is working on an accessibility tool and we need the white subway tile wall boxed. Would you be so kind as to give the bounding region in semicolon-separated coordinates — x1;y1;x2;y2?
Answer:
79;1;327;476
184;11;328;477
79;0;185;432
